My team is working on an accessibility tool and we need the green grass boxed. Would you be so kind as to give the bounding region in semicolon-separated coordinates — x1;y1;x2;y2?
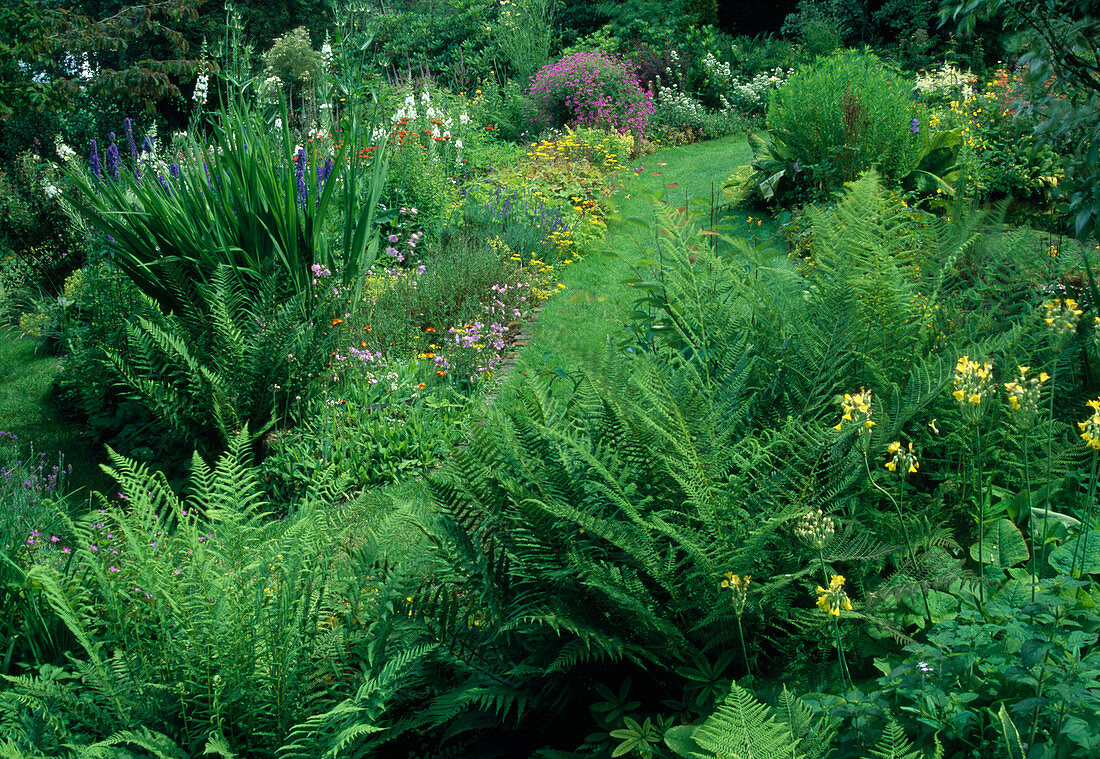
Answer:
506;133;779;383
0;329;110;500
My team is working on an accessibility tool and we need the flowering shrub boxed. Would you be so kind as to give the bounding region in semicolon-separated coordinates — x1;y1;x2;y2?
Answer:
726;67;791;119
527;51;655;137
913;62;977;107
928;65;1063;200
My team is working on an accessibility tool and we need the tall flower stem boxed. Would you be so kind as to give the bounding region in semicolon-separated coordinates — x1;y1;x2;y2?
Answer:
864;454;932;627
975;424;986;606
1072;449;1100;577
1022;427;1038;606
1040;360;1058;585
734;614;751;681
816;551;852;691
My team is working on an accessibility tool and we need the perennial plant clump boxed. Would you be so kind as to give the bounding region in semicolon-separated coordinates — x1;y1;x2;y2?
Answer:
527;51;655;137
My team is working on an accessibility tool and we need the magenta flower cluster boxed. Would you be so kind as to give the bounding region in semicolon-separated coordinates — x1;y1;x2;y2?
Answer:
527;51;655;135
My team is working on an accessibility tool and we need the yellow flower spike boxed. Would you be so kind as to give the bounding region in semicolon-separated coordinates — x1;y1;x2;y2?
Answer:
928;419;939;434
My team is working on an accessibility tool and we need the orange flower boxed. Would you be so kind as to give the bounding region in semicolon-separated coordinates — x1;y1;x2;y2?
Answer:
436;370;446;376
363;325;372;332
331;318;343;326
486;124;494;130
425;326;436;333
360;341;367;348
417;383;426;390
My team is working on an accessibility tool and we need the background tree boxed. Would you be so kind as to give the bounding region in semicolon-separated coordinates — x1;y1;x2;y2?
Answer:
0;0;204;121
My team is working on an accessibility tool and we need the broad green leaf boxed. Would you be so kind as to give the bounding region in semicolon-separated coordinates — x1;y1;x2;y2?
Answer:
662;725;698;758
969;519;1029;567
1049;530;1100;575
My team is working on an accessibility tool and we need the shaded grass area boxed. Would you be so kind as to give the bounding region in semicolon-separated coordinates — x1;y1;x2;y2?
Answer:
0;330;110;501
507;133;779;383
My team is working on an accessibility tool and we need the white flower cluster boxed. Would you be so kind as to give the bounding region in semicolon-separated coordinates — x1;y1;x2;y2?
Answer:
914;63;976;101
193;72;210;105
701;52;731;81
389;88;470;166
727;67;791;116
55;140;77;163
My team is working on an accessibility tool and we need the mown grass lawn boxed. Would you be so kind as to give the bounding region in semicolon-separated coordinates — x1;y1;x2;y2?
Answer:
507;133;778;382
0;329;108;499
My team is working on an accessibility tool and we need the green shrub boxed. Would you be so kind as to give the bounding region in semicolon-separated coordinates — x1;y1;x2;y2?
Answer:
263;26;324;93
766;49;921;194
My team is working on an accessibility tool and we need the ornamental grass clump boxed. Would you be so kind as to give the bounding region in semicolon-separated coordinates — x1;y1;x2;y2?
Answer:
526;51;655;138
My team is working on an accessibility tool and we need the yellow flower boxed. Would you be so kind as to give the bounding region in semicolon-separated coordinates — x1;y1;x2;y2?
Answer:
720;572;751;615
1079;397;1100;449
885;441;919;476
953;355;994;423
834;388;873;434
815;575;853;617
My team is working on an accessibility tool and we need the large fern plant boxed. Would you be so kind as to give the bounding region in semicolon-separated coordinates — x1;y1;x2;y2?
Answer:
0;433;363;756
100;265;339;458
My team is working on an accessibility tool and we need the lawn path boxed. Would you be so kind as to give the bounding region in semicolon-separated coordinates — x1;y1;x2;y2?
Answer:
502;133;760;386
0;330;110;497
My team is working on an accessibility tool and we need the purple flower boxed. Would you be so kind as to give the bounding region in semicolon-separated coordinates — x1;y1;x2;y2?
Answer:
124;118;138;158
910;117;920;134
141;135;154;154
89;139;101;177
296;148;307;206
169;162;180;178
159;174;170;193
106;143;120;180
316;157;333;197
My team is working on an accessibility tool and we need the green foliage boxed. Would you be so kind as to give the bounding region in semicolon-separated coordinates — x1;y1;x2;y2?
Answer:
0;435;74;676
260;366;468;502
99;265;340;458
494;0;556;81
692;683;800;758
0;151;88;304
943;0;1100;239
766;50;921;194
0;0;204;119
364;0;495;87
850;591;1100;757
263;27;324;90
66;94;391;316
0;432;364;756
